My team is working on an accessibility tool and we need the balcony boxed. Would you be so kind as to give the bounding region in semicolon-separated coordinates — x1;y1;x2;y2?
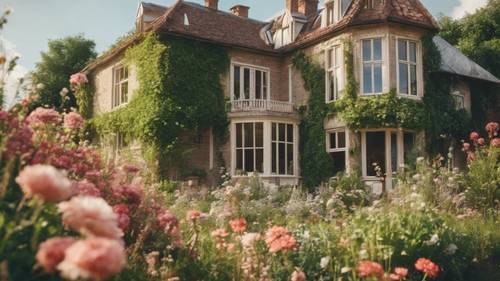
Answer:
230;99;295;113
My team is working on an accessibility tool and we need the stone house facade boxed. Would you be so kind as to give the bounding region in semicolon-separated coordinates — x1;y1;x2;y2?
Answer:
85;0;499;189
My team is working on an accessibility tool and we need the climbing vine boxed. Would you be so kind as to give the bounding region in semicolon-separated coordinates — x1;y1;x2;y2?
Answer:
75;84;94;119
92;33;229;172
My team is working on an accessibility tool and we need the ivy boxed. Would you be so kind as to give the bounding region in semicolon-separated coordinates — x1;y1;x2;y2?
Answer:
92;33;229;173
75;84;94;119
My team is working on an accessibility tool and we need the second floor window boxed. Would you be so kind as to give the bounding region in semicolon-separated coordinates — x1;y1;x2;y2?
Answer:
397;39;418;96
362;38;383;95
327;45;343;101
113;66;129;108
233;64;269;100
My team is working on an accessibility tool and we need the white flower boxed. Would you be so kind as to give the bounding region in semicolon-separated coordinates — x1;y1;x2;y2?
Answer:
340;266;352;274
320;256;330;269
425;234;440;246
241;233;261;248
359;249;369;259
417;157;425;162
445;243;458;255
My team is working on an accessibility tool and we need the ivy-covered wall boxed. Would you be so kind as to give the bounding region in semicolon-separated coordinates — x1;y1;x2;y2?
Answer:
92;33;229;175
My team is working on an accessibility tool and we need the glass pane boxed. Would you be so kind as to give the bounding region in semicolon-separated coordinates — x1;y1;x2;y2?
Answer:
399;63;408;94
373;39;382;61
335;46;341;67
236;149;243;170
331;151;346;175
255;70;262;99
234;66;240;100
244;149;254;172
279;143;286;175
336;67;343;93
287;144;294;175
272;143;277;173
398;40;407;61
244;123;253;147
410;42;417;63
338;131;346;148
121;83;128;103
362;40;371;61
272;123;276;141
243;68;250;99
366;132;386;177
236;123;242;147
256;149;264;173
404;133;415;163
328;49;334;68
391;133;398;173
329;71;335;101
262;72;268;99
255;123;263;147
410;65;417;96
287;124;293;142
374;64;382;93
124;67;128;79
363;65;373;93
330;133;336;149
279;124;286;141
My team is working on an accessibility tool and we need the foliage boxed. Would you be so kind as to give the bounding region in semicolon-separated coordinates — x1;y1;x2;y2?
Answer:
74;83;93;119
31;35;97;110
292;52;333;189
0;8;20;110
92;33;228;176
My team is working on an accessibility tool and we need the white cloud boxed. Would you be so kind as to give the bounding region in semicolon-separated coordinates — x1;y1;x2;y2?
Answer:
451;0;488;19
0;36;28;108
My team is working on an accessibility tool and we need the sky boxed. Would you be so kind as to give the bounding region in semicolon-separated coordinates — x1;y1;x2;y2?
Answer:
0;0;490;105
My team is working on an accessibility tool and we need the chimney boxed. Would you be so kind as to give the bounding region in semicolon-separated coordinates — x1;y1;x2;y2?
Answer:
205;0;218;10
298;0;318;16
230;5;250;18
286;0;299;13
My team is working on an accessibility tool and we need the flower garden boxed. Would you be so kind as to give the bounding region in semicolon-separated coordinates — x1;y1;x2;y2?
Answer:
0;73;498;281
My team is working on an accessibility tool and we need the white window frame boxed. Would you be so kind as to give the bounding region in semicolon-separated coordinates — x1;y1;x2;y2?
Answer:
230;62;270;101
326;128;349;174
235;122;264;174
451;90;465;109
326;44;344;102
112;65;129;108
396;38;420;98
360;37;385;95
325;0;343;26
271;122;295;176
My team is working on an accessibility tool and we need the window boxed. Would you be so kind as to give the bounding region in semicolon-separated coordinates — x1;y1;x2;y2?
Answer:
365;131;386;176
113;66;129;108
326;45;343;101
365;0;384;9
327;130;347;175
362;38;383;95
403;132;416;163
114;132;127;151
232;64;269;100
326;0;344;26
397;39;418;96
272;123;294;175
451;91;465;109
326;2;334;26
235;123;264;173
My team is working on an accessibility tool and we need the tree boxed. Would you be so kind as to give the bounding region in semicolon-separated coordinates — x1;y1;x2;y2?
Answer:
31;34;97;110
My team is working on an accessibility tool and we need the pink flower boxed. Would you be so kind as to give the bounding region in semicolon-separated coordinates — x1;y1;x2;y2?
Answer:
113;184;143;205
157;209;180;237
477;138;486;146
492;138;500;148
469;132;479;142
357;261;384;278
122;164;140;174
186;210;202;221
70;73;88;87
73;180;101;197
27;107;60;126
211;228;230;250
113;204;130;232
229;218;247;233
389;267;408;280
291;270;306;281
59;196;123;239
64;112;84;130
15;165;73;203
36;237;76;273
415;258;440;279
57;237;126;281
462;142;470;151
485;122;499;138
264;226;297;253
467;151;476;162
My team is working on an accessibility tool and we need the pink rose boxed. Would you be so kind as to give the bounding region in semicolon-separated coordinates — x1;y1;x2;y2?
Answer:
477;138;486;146
291;270;306;281
157;209;180;237
36;237;76;273
57;237;126;281
59;196;123;239
70;73;88;87
491;138;500;148
15;165;73;203
113;204;130;232
485;122;499;138
26;107;60;126
73;180;101;197
64;112;84;130
469;132;479;142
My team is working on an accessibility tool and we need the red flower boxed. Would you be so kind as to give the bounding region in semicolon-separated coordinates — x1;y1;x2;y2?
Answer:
357;261;384;278
415;258;440;279
229;218;247;233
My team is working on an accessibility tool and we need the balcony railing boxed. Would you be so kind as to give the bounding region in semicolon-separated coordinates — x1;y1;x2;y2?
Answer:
230;99;295;113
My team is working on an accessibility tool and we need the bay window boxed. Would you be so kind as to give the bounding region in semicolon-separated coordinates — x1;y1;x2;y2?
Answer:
397;39;418;96
327;129;347;175
235;123;264;173
362;38;383;95
272;123;294;175
232;64;269;100
326;45;343;102
113;66;129;108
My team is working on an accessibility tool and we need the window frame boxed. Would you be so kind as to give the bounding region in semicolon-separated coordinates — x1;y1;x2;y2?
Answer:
112;65;129;108
326;44;344;102
451;90;465;109
396;38;420;98
271;122;295;176
326;128;349;175
235;122;265;174
360;37;385;96
230;62;271;102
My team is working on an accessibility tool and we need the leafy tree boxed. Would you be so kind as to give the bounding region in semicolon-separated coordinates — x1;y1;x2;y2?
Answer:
31;34;97;110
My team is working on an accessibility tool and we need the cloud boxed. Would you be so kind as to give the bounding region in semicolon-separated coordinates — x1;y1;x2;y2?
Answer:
451;0;488;19
0;36;28;108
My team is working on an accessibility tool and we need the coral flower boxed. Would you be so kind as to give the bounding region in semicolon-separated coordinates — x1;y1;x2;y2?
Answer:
36;237;76;273
64;112;84;130
492;138;500;148
265;226;297;253
357;261;384;278
15;164;73;203
27;107;60;126
291;270;306;281
186;210;202;221
229;218;247;233
70;73;88;87
389;267;408;280
415;258;440;279
57;237;126;281
59;196;123;239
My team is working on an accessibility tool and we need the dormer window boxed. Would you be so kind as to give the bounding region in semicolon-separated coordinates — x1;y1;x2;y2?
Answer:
325;0;343;26
364;0;384;9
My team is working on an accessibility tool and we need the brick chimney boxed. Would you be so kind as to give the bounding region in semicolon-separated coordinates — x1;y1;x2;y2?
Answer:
286;0;299;13
230;5;250;18
205;0;218;10
298;0;318;16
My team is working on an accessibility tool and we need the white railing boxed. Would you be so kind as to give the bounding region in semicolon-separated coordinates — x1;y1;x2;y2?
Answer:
231;99;295;113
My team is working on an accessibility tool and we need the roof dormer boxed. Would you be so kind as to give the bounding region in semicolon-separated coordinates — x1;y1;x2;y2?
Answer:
321;0;353;28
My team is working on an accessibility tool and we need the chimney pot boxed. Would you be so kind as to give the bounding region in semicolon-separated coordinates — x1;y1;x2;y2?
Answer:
230;5;250;18
298;0;318;16
205;0;218;10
